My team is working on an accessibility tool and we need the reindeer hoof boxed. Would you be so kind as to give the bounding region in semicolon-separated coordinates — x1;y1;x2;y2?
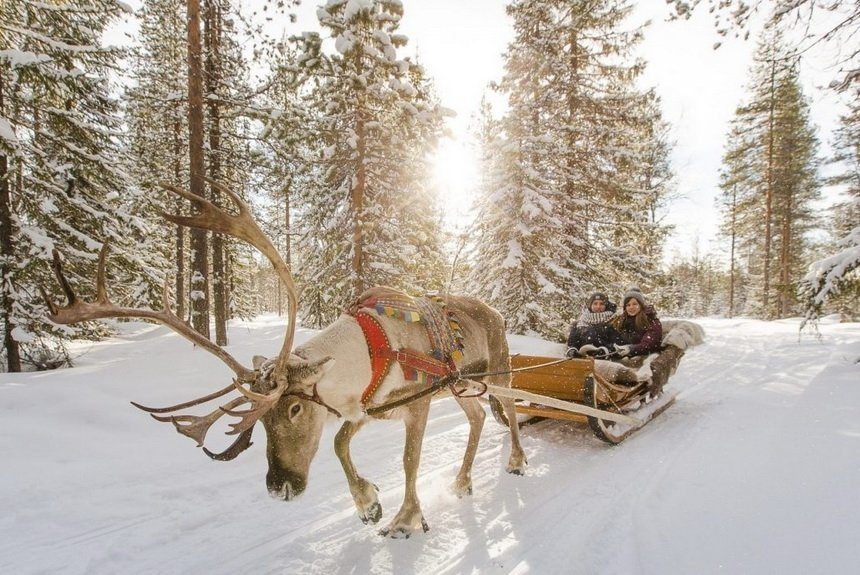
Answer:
380;527;408;539
361;501;383;525
378;516;430;538
451;480;473;498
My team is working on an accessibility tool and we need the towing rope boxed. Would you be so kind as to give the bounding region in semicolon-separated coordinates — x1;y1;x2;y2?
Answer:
363;355;579;416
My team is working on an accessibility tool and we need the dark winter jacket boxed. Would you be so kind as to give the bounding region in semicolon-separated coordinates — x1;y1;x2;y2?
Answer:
613;305;663;357
566;302;624;350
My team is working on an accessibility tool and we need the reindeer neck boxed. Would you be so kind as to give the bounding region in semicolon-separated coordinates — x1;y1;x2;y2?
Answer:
294;315;370;420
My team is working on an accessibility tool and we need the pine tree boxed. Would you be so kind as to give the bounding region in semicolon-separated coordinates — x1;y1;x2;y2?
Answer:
255;41;314;318
126;0;258;339
126;0;190;319
799;91;860;323
0;0;162;371
718;28;821;319
289;1;447;325
718;111;759;317
469;0;669;338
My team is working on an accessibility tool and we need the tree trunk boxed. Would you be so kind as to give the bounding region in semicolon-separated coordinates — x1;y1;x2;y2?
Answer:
728;185;737;318
762;57;776;319
187;0;210;337
0;76;21;372
779;190;793;317
351;109;366;295
283;180;292;314
172;120;186;320
204;0;227;346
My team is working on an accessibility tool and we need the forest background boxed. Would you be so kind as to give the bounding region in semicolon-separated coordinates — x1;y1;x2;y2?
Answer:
1;0;858;372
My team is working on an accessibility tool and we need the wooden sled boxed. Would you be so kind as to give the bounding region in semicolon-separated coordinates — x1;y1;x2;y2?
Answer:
485;353;680;444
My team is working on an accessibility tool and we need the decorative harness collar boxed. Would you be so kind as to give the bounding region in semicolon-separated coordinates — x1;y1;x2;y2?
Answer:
348;292;460;408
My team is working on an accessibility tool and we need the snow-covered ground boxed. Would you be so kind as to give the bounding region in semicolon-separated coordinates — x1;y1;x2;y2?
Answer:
1;316;858;574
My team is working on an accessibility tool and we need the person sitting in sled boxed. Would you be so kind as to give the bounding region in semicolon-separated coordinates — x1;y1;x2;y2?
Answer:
608;287;662;359
565;291;625;358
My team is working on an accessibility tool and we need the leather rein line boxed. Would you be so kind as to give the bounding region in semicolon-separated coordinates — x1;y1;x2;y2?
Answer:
364;355;577;417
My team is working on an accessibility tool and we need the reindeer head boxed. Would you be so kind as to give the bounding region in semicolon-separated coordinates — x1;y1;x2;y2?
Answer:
251;354;334;500
42;179;334;501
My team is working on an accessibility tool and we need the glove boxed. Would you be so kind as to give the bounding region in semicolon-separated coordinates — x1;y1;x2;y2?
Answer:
579;344;610;357
613;344;631;357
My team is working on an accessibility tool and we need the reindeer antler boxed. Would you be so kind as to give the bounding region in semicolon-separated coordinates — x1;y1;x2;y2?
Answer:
42;180;302;461
42;245;255;383
159;178;299;370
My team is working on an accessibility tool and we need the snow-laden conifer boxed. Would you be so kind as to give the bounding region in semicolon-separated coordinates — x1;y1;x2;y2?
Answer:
799;94;860;323
469;0;671;338
288;0;447;325
0;0;161;371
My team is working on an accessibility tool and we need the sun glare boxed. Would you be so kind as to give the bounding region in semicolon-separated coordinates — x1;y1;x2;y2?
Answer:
431;137;479;231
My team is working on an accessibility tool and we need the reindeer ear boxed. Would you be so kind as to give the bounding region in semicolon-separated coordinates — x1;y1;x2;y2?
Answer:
289;356;334;385
252;355;268;370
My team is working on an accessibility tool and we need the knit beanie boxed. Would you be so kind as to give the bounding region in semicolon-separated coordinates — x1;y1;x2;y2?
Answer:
622;286;646;308
588;291;608;305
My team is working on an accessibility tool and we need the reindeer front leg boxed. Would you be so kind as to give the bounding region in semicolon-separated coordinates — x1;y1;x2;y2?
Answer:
334;419;382;525
379;399;431;538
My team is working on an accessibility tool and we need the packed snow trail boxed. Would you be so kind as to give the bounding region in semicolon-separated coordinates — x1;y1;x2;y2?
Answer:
1;316;858;574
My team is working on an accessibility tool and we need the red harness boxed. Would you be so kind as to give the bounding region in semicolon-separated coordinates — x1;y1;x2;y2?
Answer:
351;311;457;405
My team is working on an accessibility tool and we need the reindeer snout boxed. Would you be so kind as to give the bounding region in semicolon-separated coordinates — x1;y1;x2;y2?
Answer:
267;468;306;501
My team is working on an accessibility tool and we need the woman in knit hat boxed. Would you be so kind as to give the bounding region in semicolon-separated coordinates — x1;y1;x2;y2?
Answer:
565;291;624;357
609;287;662;358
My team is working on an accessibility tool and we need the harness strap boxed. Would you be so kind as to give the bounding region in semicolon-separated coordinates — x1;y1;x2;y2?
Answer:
353;312;396;405
287;384;342;417
351;309;459;406
382;348;452;377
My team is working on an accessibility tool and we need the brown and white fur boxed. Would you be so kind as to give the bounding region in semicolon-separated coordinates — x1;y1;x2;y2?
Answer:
259;287;527;538
43;184;526;540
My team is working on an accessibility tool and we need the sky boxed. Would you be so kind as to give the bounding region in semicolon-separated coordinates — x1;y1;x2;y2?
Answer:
2;314;858;573
108;0;848;262
280;1;848;262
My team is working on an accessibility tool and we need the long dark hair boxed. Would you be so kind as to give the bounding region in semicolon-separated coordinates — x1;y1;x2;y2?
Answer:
609;299;652;332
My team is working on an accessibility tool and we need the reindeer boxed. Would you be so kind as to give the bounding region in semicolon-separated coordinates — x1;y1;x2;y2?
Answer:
42;180;527;538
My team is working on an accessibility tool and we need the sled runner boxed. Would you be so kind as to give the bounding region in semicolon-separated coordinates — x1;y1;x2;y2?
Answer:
484;320;705;444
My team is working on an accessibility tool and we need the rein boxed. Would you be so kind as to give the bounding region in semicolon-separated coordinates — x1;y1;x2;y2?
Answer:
285;384;343;418
364;356;577;416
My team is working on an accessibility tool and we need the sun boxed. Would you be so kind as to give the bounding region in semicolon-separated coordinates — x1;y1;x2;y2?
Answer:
430;136;479;230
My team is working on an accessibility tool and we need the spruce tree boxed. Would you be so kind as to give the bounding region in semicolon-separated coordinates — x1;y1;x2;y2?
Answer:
289;0;447;325
0;0;161;371
469;0;669;338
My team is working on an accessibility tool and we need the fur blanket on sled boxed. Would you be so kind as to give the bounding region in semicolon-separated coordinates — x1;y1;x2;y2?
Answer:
593;319;706;385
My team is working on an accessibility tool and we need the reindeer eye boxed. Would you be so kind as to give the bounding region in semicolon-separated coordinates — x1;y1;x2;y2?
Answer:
289;403;302;419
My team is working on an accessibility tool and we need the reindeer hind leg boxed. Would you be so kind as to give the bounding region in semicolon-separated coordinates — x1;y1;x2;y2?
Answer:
451;394;485;497
492;375;528;475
